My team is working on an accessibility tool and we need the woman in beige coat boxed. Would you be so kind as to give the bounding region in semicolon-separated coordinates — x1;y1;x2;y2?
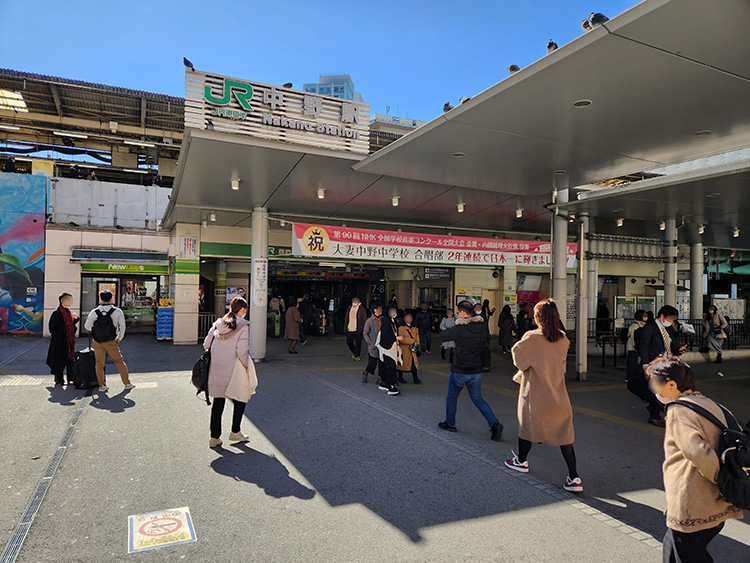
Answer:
203;297;250;448
645;356;743;562
397;313;422;384
505;299;582;493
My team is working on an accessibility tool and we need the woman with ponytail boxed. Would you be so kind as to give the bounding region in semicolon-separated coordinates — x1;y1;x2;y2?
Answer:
505;299;582;493
203;296;250;448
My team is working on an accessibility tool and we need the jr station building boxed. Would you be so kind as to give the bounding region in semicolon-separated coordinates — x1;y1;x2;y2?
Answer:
1;0;749;380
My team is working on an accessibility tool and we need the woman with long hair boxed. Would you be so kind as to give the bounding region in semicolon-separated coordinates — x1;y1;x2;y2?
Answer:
702;304;728;363
203;296;250;448
497;305;516;353
505;299;582;493
46;292;79;385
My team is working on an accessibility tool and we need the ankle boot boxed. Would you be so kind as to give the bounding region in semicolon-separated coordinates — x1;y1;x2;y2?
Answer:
715;354;723;363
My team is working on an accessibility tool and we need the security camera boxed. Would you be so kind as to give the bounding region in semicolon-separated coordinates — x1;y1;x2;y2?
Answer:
492;270;500;279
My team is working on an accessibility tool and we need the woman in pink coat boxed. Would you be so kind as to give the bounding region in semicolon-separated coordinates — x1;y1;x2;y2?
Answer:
203;297;250;448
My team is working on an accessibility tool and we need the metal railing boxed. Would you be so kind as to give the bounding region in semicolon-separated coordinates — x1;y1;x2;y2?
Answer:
199;312;216;339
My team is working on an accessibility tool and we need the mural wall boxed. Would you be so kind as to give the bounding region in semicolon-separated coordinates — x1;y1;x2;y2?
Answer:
0;173;46;335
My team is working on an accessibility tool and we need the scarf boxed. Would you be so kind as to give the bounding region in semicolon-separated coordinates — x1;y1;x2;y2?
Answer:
59;305;76;359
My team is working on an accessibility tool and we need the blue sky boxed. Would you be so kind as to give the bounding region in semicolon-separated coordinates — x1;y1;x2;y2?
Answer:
1;1;638;122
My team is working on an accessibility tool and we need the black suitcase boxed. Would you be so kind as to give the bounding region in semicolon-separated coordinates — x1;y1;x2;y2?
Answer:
72;341;98;389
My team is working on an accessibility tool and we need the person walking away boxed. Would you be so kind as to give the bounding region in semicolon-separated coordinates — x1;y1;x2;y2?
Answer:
46;292;79;385
438;300;503;441
397;313;422;384
474;303;491;371
638;305;687;427
440;308;456;362
644;356;743;562
84;290;133;393
415;303;433;354
497;305;516;353
285;298;302;353
517;309;532;340
203;297;251;448
362;304;383;384
345;296;367;361
505;299;582;493
625;310;664;426
702;305;728;364
377;304;402;396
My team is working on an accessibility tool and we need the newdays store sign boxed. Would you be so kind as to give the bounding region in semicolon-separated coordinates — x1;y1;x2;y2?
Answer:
185;70;370;154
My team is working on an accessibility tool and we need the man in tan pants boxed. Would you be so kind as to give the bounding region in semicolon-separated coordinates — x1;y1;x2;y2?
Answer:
84;290;134;393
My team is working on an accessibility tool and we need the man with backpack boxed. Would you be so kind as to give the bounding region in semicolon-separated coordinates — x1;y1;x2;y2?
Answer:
84;290;134;393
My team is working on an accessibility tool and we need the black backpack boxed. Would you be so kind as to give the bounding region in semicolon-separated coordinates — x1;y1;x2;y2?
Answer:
91;308;118;343
191;334;213;405
670;400;750;510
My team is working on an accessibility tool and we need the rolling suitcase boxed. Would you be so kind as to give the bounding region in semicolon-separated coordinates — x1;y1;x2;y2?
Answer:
72;337;98;389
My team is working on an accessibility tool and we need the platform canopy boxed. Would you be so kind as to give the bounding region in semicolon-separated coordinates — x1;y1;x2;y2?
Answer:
165;0;750;245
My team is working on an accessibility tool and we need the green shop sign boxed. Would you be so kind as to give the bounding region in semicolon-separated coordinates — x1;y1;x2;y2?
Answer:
80;263;168;274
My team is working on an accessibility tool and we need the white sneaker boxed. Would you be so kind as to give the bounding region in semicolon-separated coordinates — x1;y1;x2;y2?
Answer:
209;438;222;448
98;386;109;392
229;432;249;442
564;476;583;493
124;383;136;390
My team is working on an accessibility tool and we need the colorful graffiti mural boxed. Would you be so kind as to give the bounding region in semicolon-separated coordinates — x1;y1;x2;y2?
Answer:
0;173;46;335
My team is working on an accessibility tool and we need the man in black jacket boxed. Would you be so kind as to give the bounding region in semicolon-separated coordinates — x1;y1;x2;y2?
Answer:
438;300;503;441
636;304;688;427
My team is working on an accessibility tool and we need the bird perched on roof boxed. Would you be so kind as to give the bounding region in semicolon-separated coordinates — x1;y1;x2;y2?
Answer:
206;119;214;131
547;39;558;53
443;102;454;112
459;96;471;104
583;12;608;31
508;64;520;74
183;57;195;70
282;82;293;88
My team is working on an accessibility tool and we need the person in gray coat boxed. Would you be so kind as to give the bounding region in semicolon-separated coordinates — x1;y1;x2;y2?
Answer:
362;304;383;384
203;296;250;448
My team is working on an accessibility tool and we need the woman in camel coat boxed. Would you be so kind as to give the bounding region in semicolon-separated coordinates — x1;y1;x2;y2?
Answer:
284;298;302;353
397;313;421;384
505;299;582;493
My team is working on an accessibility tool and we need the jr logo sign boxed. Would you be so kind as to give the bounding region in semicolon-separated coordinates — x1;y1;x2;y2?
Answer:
204;79;254;111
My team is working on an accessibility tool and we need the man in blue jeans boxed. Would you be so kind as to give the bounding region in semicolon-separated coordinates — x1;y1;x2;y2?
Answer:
438;300;503;441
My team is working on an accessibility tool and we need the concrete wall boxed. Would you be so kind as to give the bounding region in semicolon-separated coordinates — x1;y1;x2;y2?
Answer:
43;225;169;337
50;178;170;230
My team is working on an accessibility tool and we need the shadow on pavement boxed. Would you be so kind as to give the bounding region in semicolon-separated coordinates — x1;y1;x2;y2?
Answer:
88;389;135;413
46;384;90;407
210;442;316;500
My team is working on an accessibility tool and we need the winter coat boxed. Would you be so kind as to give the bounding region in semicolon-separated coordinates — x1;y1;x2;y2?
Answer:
397;324;420;372
415;310;432;331
439;315;488;374
439;316;456;349
663;392;743;532
511;329;574;447
702;313;728;341
203;317;249;399
363;315;381;358
378;316;401;364
344;304;367;333
46;308;79;373
285;306;302;340
497;312;516;347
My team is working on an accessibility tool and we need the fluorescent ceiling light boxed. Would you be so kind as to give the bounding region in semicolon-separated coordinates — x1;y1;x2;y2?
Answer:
122;168;149;174
123;139;155;147
0;124;21;131
53;131;88;139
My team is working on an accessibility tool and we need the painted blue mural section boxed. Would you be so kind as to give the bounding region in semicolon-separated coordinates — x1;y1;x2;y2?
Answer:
0;173;46;335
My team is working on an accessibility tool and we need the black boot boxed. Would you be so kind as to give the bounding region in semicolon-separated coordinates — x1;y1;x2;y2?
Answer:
413;372;422;384
398;374;407;384
715;354;723;363
441;347;446;359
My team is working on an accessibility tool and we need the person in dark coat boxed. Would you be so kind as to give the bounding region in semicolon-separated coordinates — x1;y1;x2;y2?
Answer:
497;305;516;353
481;299;496;326
46;292;79;385
414;302;434;354
474;303;491;371
517;309;533;339
4;156;16;173
377;304;402;396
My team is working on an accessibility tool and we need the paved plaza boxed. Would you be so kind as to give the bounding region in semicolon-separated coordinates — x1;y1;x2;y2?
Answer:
1;333;749;562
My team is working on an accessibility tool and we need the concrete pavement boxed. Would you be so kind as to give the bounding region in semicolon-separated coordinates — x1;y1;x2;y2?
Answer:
1;333;748;562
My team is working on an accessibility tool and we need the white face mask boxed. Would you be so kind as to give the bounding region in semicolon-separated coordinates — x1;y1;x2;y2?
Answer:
352;302;360;307
656;393;671;405
661;320;673;328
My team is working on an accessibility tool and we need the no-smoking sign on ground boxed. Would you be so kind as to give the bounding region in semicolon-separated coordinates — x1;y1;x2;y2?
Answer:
128;507;196;553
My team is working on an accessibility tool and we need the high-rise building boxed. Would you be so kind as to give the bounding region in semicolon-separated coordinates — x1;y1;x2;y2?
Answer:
303;74;364;102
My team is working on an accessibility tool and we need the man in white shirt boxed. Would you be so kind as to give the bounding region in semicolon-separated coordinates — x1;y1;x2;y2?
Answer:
84;290;134;393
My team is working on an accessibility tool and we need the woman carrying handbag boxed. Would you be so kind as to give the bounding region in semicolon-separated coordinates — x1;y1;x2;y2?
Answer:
397;313;422;384
203;296;251;448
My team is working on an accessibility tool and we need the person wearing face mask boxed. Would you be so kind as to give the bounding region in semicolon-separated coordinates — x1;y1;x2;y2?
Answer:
638;305;688;427
702;305;728;364
645;357;743;562
345;297;368;361
625;310;663;425
362;304;384;384
377;304;403;396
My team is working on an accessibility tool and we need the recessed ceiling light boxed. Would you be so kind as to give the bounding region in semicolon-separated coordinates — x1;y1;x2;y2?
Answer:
698;224;705;235
554;169;567;175
317;188;325;199
693;130;712;137
231;178;240;191
733;227;740;238
705;192;721;198
457;202;465;213
209;211;217;222
616;218;624;227
572;99;593;108
452;152;465;158
516;208;523;218
659;221;666;231
392;195;400;207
